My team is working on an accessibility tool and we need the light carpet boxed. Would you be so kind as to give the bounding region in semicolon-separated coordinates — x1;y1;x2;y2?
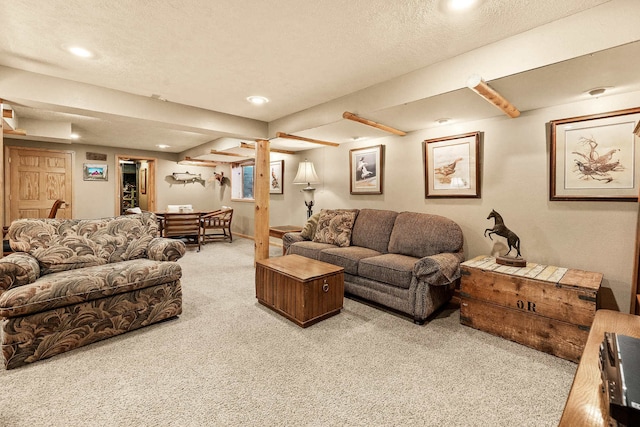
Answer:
0;238;576;426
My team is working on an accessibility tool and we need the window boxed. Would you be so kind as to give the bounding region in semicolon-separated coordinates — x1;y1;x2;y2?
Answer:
231;162;255;201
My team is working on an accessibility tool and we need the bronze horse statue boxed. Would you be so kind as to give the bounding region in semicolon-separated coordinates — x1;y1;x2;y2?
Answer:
484;210;521;258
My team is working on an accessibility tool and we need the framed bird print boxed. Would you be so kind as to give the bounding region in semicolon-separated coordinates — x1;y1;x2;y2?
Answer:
269;160;284;194
350;145;384;194
424;131;481;198
550;107;640;201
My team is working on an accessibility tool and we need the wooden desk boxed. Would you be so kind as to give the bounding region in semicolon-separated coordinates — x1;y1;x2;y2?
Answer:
270;225;302;255
269;225;302;239
559;310;640;426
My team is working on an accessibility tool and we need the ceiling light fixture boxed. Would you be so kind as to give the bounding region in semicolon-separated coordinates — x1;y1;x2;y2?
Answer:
70;133;80;140
446;0;480;12
66;46;94;58
247;95;269;105
587;87;609;97
436;118;451;125
156;144;170;149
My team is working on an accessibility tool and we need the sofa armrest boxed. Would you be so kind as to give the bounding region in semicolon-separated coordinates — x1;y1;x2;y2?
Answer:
148;237;186;262
283;232;306;253
0;253;41;292
413;251;465;286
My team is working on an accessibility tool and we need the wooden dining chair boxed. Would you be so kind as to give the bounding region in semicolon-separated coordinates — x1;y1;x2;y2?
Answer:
48;199;65;218
200;208;233;244
162;212;201;252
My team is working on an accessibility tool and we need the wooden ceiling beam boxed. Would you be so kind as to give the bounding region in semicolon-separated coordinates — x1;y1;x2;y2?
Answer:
342;111;406;136
240;142;295;155
210;150;249;157
275;132;340;147
181;157;219;167
2;128;26;136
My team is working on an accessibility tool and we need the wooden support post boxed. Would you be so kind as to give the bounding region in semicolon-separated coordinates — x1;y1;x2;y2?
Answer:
254;139;270;263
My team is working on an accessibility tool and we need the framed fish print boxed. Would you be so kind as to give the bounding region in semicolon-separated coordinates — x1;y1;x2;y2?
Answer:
424;131;481;198
550;107;640;201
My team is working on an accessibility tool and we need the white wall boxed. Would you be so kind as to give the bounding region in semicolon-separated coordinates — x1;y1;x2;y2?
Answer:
265;90;640;313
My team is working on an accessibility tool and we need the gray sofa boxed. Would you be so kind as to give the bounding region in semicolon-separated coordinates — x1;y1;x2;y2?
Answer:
0;212;185;369
283;208;464;324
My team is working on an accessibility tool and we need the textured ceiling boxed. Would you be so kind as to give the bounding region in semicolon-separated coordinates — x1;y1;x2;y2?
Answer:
0;0;629;153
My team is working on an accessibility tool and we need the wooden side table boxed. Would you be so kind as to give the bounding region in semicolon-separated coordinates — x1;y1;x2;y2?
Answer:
559;310;640;426
269;225;302;255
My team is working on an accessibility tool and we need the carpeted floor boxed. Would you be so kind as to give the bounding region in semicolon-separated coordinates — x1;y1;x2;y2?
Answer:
0;238;577;426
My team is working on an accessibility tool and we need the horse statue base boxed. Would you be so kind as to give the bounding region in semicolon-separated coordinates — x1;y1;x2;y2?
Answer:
496;255;526;267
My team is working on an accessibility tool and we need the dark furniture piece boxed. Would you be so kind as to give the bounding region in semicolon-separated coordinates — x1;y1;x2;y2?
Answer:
255;254;344;328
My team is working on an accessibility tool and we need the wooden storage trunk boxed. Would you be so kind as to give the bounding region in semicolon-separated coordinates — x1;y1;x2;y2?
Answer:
460;256;602;362
255;254;344;328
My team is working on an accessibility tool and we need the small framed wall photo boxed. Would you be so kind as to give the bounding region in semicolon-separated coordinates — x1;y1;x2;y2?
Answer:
550;107;640;201
350;145;384;195
269;160;284;194
424;131;481;198
83;163;108;181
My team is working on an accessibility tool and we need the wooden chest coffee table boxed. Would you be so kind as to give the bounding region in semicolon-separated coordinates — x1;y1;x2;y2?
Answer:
255;254;344;328
460;255;602;362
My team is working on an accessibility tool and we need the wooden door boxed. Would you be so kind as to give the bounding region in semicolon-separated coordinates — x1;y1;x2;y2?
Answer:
5;147;73;222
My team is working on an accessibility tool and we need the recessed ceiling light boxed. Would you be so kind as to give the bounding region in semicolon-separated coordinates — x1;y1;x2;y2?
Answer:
445;0;480;12
246;95;269;105
66;46;94;58
70;133;80;140
156;144;170;149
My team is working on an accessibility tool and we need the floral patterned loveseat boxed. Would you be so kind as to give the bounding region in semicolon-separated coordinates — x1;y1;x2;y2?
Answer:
0;212;185;369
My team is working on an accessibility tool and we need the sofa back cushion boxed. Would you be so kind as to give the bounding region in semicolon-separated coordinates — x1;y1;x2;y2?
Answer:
313;209;359;247
8;213;159;275
388;211;463;258
350;209;398;253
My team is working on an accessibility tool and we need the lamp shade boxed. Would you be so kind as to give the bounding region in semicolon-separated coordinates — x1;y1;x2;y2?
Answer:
292;160;320;189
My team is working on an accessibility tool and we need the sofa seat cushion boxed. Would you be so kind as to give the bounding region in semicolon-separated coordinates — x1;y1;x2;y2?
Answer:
288;241;337;260
0;259;182;318
358;253;417;290
318;246;381;275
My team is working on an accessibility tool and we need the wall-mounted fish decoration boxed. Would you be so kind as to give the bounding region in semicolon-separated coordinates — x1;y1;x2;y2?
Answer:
171;172;205;184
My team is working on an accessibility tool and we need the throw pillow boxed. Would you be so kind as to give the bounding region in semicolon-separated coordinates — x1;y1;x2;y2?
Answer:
312;209;358;247
300;212;321;240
